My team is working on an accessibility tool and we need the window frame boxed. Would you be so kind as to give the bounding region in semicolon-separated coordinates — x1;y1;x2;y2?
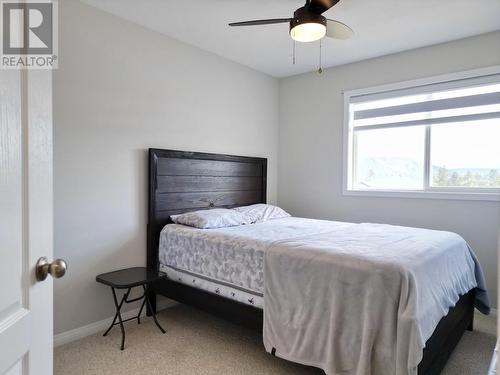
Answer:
343;66;500;202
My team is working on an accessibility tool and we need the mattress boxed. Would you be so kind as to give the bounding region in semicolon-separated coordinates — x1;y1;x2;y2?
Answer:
159;263;264;308
159;216;488;314
158;217;343;307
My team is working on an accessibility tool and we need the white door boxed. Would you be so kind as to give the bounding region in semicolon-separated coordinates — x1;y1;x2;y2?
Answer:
0;68;58;375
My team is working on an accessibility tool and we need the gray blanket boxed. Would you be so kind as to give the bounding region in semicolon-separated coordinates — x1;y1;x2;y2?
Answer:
263;222;489;375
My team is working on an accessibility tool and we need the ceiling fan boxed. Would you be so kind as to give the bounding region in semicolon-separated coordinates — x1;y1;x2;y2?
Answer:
228;0;353;43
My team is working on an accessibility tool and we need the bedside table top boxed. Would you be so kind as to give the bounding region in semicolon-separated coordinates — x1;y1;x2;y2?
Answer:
96;267;166;288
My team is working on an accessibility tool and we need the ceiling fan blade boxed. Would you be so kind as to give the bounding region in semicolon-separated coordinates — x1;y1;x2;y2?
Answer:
228;18;291;27
307;0;341;14
326;19;353;39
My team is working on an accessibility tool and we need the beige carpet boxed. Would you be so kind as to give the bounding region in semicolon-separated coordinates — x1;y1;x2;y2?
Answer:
55;305;495;375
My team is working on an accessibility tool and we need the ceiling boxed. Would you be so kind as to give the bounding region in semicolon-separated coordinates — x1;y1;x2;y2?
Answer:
81;0;500;78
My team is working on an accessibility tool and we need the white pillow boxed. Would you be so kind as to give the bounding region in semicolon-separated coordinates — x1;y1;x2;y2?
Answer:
233;204;290;224
170;208;250;229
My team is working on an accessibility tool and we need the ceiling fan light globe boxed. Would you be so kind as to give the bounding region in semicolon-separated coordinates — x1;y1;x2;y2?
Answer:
290;22;326;42
289;8;327;43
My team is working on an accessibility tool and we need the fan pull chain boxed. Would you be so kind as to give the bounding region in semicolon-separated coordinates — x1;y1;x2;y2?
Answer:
318;39;323;74
293;40;296;65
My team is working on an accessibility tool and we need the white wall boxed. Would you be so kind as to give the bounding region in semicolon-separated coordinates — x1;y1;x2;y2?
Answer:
53;0;279;334
54;0;500;336
278;31;500;307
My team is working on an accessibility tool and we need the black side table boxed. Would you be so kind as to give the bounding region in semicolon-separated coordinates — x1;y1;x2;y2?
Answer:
96;267;167;350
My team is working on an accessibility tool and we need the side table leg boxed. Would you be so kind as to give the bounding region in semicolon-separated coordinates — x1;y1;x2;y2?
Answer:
103;287;128;337
144;284;166;334
146;290;156;317
111;287;127;350
103;311;118;337
137;297;146;324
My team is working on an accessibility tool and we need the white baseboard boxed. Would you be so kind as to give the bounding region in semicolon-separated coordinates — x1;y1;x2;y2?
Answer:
54;299;177;347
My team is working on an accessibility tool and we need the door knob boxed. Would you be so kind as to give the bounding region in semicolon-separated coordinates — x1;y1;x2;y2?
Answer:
36;257;67;281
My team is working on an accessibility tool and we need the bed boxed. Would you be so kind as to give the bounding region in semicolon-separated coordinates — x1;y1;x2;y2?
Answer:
146;148;486;375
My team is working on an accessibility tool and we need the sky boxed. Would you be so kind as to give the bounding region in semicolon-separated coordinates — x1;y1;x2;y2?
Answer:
430;119;500;169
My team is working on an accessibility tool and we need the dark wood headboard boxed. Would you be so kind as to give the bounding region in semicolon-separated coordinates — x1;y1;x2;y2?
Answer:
147;148;267;271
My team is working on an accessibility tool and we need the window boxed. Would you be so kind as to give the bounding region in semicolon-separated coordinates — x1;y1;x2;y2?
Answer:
344;68;500;200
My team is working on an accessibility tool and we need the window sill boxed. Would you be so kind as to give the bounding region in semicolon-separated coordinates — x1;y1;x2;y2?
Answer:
343;189;500;202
